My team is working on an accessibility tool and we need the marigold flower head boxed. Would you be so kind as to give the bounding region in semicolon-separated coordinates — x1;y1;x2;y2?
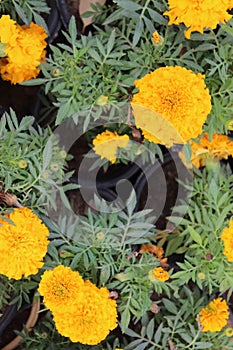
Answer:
38;265;84;312
164;0;233;39
131;66;211;147
93;130;129;163
221;220;233;262
39;266;118;344
0;207;49;280
51;278;117;345
180;133;233;168
198;298;229;332
152;267;169;282
0;17;47;84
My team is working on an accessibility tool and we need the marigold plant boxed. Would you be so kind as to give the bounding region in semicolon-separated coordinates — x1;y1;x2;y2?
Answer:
92;130;129;163
131;66;212;146
164;0;233;39
198;298;229;332
0;207;49;280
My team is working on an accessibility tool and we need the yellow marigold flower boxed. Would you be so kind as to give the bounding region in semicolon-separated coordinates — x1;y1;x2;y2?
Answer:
38;265;84;312
52;279;118;345
140;243;167;263
93;130;129;163
185;133;233;168
131;66;211;147
164;0;233;39
221;220;233;262
198;298;229;332
0;15;18;46
0;207;49;280
0;20;47;84
151;30;163;46
152;267;169;282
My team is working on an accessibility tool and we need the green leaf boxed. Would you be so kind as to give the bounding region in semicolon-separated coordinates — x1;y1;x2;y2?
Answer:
120;308;131;332
188;226;202;245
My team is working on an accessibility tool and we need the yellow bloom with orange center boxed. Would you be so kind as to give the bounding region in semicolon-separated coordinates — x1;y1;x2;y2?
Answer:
181;133;233;168
0;207;49;280
164;0;233;39
0;15;47;84
221;220;233;262
93;130;129;163
53;279;118;345
131;66;211;147
38;265;84;312
152;267;169;282
198;298;229;332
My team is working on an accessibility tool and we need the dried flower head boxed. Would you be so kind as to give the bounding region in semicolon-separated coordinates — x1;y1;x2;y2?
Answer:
131;66;211;147
198;297;229;332
164;0;233;39
0;207;49;280
93;130;129;163
140;243;167;263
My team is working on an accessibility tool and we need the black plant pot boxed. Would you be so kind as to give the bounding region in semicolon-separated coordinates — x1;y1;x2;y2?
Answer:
0;295;40;349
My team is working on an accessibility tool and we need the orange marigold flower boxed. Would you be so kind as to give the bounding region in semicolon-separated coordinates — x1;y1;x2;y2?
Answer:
140;243;167;263
0;18;47;84
53;279;118;345
0;207;49;280
38;265;84;312
131;66;211;147
93;130;129;163
198;298;229;332
180;133;233;168
152;267;169;282
221;220;233;262
164;0;233;39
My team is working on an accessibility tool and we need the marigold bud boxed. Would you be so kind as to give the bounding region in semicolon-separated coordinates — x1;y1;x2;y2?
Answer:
18;159;27;168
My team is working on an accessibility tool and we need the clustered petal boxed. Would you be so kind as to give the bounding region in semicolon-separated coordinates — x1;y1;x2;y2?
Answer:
0;207;49;280
38;265;118;345
198;297;229;332
131;66;212;146
164;0;233;39
221;220;233;262
0;15;47;84
93;130;129;163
